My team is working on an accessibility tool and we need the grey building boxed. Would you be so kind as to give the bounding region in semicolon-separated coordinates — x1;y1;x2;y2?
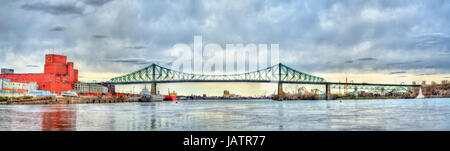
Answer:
0;78;38;92
1;68;14;74
74;83;108;93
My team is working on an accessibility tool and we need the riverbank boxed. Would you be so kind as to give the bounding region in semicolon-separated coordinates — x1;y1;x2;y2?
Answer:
336;96;404;100
335;95;450;100
0;96;139;105
273;95;450;101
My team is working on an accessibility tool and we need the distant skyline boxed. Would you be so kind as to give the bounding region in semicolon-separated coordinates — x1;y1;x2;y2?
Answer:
1;0;449;85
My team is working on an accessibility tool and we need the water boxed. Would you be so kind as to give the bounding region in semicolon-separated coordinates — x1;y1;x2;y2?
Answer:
0;98;450;131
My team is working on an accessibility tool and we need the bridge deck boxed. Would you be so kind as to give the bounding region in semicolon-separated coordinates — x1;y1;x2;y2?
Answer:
98;80;419;87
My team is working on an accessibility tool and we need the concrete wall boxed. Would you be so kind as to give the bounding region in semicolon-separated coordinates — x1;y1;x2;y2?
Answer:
1;78;38;92
0;92;36;97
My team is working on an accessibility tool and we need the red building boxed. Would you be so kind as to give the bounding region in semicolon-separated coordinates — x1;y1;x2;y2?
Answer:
0;54;79;94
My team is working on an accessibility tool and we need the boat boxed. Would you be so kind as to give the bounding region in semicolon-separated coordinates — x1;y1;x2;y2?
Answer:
62;91;79;97
164;95;177;101
164;89;177;101
140;95;164;102
139;86;163;102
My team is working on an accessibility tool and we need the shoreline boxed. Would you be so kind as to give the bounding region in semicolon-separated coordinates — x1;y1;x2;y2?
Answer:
1;95;449;105
336;95;450;100
0;96;139;105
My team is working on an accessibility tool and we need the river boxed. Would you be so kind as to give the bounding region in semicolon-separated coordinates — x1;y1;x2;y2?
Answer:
0;98;449;131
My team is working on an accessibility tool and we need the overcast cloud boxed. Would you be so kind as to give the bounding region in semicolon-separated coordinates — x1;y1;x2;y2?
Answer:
0;0;449;79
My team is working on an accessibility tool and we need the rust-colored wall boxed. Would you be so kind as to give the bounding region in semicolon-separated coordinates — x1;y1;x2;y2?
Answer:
44;63;67;74
0;74;73;94
44;54;69;75
67;62;74;83
0;54;78;94
74;69;78;83
45;54;67;65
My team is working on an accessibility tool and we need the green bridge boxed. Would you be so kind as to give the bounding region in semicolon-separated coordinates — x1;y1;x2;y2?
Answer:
103;63;419;99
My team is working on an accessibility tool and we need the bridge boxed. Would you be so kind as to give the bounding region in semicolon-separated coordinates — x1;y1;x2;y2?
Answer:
103;63;420;100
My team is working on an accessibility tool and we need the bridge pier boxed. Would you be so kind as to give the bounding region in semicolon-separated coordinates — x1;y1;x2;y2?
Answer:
325;84;331;100
151;83;157;95
277;82;284;100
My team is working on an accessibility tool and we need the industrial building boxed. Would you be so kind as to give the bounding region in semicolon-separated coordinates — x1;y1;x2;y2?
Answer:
0;54;79;94
74;83;108;94
0;78;38;92
1;68;14;74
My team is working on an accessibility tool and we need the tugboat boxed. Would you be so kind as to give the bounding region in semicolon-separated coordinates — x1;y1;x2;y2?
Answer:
139;86;163;102
164;89;177;101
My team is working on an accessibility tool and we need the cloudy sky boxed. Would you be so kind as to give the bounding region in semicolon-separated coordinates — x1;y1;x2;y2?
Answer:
1;0;450;86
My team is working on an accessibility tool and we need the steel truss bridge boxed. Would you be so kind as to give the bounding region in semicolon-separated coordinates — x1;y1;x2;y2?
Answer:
109;63;325;84
104;63;420;99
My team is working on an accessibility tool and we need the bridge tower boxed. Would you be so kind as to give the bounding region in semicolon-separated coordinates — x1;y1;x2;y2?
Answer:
150;83;157;95
325;84;331;100
277;82;284;99
277;63;284;100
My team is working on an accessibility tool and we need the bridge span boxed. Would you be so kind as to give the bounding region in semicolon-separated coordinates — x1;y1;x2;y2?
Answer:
98;63;420;100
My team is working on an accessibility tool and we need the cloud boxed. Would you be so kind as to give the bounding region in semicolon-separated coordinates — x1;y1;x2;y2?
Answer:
386;62;409;66
26;65;39;68
82;0;114;7
105;57;174;68
21;2;84;15
125;46;147;50
92;35;107;39
345;60;354;64
414;33;450;49
105;58;152;65
358;57;377;61
1;0;449;77
49;26;64;32
417;73;436;76
389;71;407;74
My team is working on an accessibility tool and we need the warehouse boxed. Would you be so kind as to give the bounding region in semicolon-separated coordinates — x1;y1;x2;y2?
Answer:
0;54;78;94
0;78;38;93
74;83;108;94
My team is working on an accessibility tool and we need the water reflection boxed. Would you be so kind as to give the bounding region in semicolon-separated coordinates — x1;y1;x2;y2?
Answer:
0;107;43;131
0;98;450;131
42;106;76;131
